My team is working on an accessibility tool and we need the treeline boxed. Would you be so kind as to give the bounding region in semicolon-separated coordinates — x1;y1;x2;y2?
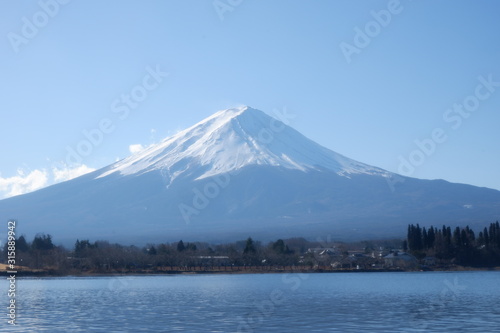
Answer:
2;234;68;269
3;221;500;273
2;235;309;273
406;221;500;266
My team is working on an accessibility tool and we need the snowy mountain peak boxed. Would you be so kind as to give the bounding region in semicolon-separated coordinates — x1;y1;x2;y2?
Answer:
97;106;391;182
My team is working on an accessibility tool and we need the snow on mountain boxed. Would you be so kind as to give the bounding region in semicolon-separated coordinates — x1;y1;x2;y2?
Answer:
97;106;390;184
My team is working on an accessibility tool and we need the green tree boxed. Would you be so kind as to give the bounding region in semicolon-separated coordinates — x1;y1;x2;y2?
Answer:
177;240;185;252
407;224;423;251
422;227;428;249
243;237;256;255
272;239;286;254
427;226;436;249
74;239;97;258
453;227;462;248
16;235;30;252
32;234;54;251
483;227;490;246
148;246;157;255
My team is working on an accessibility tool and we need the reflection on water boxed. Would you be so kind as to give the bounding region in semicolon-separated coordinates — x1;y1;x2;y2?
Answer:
0;271;499;332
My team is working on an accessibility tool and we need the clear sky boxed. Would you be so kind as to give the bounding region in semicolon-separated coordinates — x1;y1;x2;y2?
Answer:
1;0;499;199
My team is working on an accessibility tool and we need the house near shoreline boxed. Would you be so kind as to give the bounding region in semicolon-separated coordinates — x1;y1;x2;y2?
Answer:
307;248;339;256
383;251;418;268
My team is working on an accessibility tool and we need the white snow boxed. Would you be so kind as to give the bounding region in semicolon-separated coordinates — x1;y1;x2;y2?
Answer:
96;106;391;182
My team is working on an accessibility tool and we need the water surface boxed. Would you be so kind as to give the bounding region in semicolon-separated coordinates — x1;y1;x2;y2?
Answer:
1;271;499;332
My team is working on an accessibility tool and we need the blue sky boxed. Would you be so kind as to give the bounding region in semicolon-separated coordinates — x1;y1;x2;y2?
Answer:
1;0;499;199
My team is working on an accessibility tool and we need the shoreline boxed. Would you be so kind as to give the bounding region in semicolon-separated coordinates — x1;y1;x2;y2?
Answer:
2;265;499;277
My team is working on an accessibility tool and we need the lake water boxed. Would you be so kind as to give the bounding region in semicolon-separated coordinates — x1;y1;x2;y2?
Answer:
1;271;499;332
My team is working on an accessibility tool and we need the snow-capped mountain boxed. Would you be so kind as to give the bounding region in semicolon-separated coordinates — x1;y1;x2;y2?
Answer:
1;106;499;245
97;106;389;182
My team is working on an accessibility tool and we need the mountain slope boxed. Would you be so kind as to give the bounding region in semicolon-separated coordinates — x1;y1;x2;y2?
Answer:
1;106;499;245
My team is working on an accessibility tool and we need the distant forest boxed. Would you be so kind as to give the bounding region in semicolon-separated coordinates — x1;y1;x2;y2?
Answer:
2;221;500;274
405;221;500;266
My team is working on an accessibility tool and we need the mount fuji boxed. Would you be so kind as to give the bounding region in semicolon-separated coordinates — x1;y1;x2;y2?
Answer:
1;106;499;245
